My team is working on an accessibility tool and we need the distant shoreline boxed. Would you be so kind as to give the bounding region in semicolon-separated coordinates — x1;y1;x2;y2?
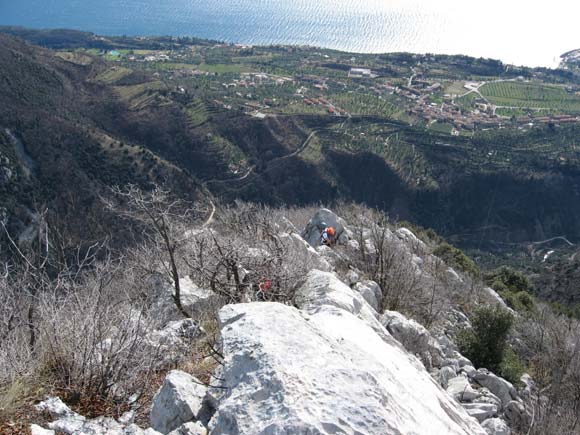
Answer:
0;25;575;71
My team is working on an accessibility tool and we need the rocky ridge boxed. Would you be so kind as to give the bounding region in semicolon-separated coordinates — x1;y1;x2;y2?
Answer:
33;209;532;435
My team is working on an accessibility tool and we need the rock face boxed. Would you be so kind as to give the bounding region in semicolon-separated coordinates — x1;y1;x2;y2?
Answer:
301;208;349;247
30;425;55;435
472;369;518;406
34;397;165;435
150;370;208;434
447;376;481;402
167;422;207;435
208;269;485;435
381;310;443;368
353;280;382;311
481;417;511;435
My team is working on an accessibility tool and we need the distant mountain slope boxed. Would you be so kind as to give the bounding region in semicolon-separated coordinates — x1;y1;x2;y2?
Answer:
2;31;580;251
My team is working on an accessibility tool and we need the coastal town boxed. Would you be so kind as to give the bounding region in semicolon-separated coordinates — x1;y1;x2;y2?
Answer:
94;43;580;135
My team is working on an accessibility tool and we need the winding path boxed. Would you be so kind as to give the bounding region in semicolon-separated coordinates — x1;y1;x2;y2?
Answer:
200;129;318;227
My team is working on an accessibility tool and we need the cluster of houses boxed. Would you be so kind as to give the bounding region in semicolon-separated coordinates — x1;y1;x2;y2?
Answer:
302;97;348;116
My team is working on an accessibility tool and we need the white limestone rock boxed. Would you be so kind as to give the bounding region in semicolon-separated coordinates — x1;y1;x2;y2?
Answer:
395;227;425;250
280;233;332;272
472;369;518;406
316;245;348;270
438;366;457;389
461;403;499;423
380;310;433;357
124;424;163;435
504;400;531;429
460;365;477;378
167;421;207;435
481;287;511;311
147;319;204;348
344;269;360;286
437;334;459;357
30;425;54;435
295;270;382;327
481;418;511;435
150;370;208;434
353;280;382;312
209;297;485;434
474;388;503;408
35;397;75;419
447;376;481;402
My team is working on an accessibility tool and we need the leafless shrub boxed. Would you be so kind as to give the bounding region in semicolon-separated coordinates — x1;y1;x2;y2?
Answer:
103;184;200;318
515;308;580;434
185;202;312;304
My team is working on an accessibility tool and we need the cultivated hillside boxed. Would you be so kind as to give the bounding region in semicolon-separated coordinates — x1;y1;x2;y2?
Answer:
3;30;580;254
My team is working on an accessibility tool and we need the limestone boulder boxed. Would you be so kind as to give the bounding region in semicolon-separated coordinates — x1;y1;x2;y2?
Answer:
380;310;433;356
481;417;511;435
30;425;54;435
124;425;163;435
301;208;349;247
447;376;481;402
150;370;208;434
461;403;499;423
504;400;531;430
438;365;457;389
472;369;518;406
208;294;485;433
353;280;382;312
280;233;332;272
167;422;207;435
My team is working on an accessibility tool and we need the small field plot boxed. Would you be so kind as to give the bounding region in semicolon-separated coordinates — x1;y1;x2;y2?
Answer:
93;66;133;84
480;81;580;112
185;100;209;128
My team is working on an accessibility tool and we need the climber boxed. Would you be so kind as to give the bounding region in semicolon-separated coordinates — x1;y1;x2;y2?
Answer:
256;277;272;301
320;225;336;247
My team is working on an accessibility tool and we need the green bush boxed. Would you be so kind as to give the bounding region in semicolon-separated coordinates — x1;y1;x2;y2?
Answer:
458;306;514;373
499;348;525;386
433;242;480;277
485;266;530;294
499;290;536;313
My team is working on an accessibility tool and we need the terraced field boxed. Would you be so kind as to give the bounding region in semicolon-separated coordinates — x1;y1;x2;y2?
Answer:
93;66;133;84
185;99;209;128
480;81;580;112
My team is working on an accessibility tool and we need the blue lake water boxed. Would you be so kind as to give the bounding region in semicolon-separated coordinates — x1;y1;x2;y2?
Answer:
0;0;578;67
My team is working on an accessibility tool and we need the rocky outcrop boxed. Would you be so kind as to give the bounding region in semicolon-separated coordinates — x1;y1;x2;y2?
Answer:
30;425;54;435
301;208;349;247
472;369;519;407
150;370;208;434
34;397;165;435
167;422;207;435
380;310;441;362
481;417;511;435
353;280;382;311
207;269;486;434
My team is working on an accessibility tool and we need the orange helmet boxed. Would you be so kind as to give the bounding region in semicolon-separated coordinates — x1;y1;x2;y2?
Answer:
326;227;335;236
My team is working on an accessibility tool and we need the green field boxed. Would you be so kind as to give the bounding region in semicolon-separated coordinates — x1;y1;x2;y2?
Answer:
93;66;133;84
150;62;249;74
185;100;209;128
480;81;580;112
114;81;166;102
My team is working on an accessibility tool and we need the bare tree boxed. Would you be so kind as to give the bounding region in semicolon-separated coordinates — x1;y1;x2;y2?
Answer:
104;184;196;318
